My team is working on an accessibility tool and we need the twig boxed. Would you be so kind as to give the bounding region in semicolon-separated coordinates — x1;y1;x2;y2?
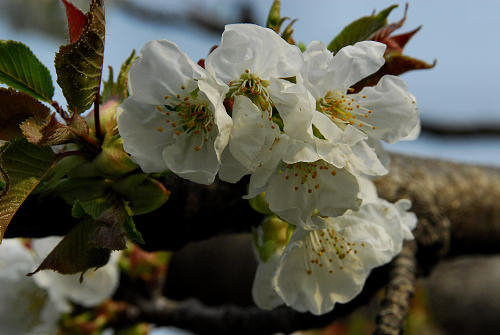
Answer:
51;100;71;121
372;240;417;335
94;94;103;142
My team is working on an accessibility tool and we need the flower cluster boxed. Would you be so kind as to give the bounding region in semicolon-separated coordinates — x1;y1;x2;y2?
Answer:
117;23;420;315
0;238;120;334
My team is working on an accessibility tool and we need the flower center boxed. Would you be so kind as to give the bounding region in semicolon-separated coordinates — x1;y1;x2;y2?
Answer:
157;87;214;152
304;228;363;276
228;69;272;116
279;160;338;194
317;90;376;131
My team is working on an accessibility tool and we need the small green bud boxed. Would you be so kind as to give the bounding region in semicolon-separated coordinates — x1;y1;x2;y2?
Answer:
253;216;294;262
93;134;138;178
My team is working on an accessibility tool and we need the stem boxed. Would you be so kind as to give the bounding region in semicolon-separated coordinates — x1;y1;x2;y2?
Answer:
51;100;70;121
94;94;103;141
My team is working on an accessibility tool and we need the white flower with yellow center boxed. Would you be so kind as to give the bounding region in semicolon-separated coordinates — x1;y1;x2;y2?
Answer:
206;24;314;181
247;155;362;229
301;40;419;176
118;39;231;185
252;179;417;315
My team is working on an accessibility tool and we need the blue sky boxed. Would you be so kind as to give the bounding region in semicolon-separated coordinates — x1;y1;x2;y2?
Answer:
3;0;497;167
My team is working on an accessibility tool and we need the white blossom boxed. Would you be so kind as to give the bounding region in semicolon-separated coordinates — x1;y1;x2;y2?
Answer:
252;180;417;315
118;39;231;184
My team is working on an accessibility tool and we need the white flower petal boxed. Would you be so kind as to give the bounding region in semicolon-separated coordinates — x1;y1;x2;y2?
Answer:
346;140;388;176
197;74;232;160
206;24;303;82
128;39;203;105
301;41;335;99
269;79;315;141
252;253;284;310
329;41;386;90
117;98;174;173
163;131;220;184
229;95;280;171
218;148;251;183
353;75;419;143
264;162;361;229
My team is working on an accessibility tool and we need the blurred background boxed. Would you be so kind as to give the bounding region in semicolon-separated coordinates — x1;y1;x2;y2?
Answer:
1;0;499;334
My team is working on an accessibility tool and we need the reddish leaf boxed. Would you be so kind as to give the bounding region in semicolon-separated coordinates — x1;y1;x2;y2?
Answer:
20;112;88;146
385;26;422;53
371;3;421;54
0;88;50;140
62;0;87;43
352;53;436;92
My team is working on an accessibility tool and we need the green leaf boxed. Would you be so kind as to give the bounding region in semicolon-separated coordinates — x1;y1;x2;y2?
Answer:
123;214;144;245
112;174;170;215
266;0;281;31
91;204;127;250
35;154;87;194
0;40;54;102
71;196;113;220
0;139;55;241
116;50;136;100
0;88;51;141
28;219;111;275
55;0;105;114
55;177;109;204
327;5;398;53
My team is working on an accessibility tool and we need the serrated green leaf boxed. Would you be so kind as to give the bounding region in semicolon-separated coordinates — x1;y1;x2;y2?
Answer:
116;49;136;100
327;5;398;53
0;40;54;102
55;0;105;114
71;196;113;220
0;139;55;242
112;174;170;215
123;214;144;245
28;219;111;275
101;65;114;103
0;88;51;141
102;50;136;103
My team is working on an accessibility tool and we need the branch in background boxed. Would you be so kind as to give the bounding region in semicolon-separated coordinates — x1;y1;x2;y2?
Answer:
372;241;417;335
115;0;256;35
421;120;500;137
6;153;500;334
7;153;500;256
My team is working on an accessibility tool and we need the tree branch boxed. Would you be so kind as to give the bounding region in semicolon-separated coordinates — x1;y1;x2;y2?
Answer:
6;153;500;334
372;240;417;335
